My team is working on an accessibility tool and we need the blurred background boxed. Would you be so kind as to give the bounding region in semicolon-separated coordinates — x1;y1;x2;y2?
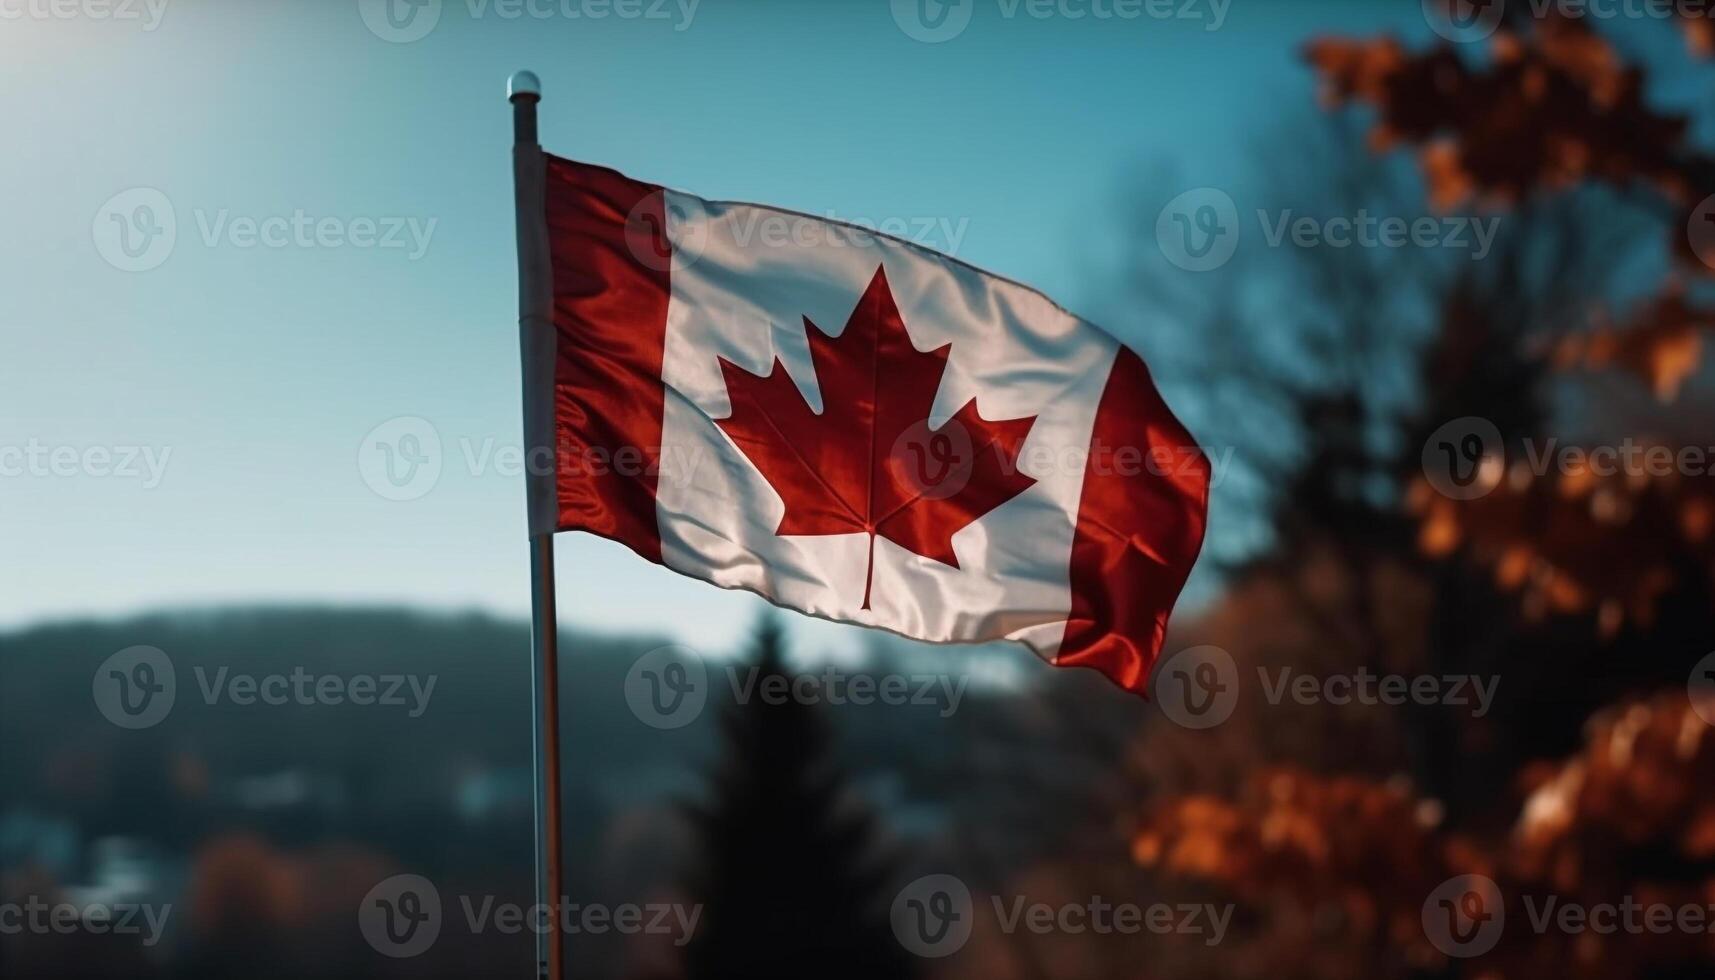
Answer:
6;0;1715;977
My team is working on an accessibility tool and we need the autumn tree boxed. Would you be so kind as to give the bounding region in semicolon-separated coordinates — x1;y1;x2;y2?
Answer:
1115;6;1715;980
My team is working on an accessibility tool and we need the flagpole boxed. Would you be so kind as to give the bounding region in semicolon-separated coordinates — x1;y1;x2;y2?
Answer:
528;536;563;980
509;68;565;980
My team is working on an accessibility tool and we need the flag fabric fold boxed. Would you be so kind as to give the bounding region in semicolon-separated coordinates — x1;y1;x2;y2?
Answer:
522;154;1208;695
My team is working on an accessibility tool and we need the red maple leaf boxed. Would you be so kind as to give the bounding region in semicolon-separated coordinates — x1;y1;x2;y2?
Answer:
717;265;1039;609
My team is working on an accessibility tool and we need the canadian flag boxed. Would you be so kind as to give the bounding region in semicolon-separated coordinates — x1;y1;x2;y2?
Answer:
516;155;1208;695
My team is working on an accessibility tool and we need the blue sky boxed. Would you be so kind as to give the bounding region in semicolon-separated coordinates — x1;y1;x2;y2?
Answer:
1;0;1428;654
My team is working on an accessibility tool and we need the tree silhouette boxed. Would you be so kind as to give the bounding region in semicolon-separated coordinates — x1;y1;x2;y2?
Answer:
680;615;917;980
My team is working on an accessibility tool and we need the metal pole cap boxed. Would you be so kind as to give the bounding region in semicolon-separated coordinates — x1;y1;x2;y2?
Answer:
508;70;542;102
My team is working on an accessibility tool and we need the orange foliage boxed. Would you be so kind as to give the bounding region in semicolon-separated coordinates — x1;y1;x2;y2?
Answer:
1136;696;1715;979
1306;19;1697;211
1555;287;1713;401
1408;459;1710;634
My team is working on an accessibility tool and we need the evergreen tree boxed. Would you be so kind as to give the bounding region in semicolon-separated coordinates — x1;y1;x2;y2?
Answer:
681;615;918;980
